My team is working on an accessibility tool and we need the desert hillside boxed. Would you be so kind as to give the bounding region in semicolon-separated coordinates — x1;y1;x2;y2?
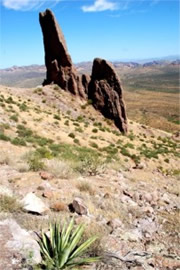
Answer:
1;61;179;133
0;84;179;269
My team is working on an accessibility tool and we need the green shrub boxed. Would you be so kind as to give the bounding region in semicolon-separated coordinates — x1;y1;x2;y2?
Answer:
26;151;45;172
0;132;10;141
19;103;28;111
164;158;169;163
68;133;75;139
5;96;16;104
36;219;99;269
75;156;104;176
11;137;26;146
92;128;98;133
64;120;69;126
10;114;18;122
74;138;80;144
89;142;98;149
75;127;83;133
54;114;61;120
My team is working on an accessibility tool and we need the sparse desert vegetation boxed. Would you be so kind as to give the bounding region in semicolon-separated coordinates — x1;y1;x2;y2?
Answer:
0;67;179;269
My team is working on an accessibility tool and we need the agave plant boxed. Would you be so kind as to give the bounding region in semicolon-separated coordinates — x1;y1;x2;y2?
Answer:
36;218;100;269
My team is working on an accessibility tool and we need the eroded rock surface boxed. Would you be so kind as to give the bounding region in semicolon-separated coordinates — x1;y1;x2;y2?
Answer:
0;219;41;270
39;9;87;98
88;58;128;133
39;9;128;133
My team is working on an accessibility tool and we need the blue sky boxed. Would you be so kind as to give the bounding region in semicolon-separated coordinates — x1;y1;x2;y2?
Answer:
0;0;179;68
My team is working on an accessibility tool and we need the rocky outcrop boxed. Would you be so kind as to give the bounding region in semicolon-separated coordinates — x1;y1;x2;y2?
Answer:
88;58;128;133
39;9;87;98
39;9;127;133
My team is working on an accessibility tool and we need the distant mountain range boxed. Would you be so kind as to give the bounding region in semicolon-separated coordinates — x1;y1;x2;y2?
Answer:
1;59;178;73
0;59;179;88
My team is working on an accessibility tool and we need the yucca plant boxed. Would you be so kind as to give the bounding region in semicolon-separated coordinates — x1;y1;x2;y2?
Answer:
36;218;100;269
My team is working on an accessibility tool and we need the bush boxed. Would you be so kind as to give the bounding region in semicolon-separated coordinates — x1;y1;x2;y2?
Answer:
0;194;22;213
44;159;74;179
75;156;104;176
89;142;98;149
26;151;45;172
36;219;99;269
77;182;94;195
54;114;61;120
11;137;27;146
68;133;75;139
0;132;10;141
92;128;98;133
19;103;28;111
10;114;18;122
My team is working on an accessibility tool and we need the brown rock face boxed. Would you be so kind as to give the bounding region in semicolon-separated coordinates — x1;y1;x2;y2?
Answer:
39;9;87;98
39;10;127;133
88;58;128;133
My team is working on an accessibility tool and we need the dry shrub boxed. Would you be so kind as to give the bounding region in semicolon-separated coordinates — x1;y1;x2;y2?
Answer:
50;201;68;212
0;194;23;213
44;158;75;179
77;181;95;195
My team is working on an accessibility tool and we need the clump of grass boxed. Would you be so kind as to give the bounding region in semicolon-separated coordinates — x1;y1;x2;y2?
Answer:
10;114;18;122
44;159;74;179
11;137;27;146
54;114;61;120
0;194;23;213
25;151;45;172
92;128;98;133
75;127;83;133
68;133;75;139
34;87;43;94
74;138;80;144
89;142;98;149
19;102;28;111
75;156;104;176
64;120;69;126
0;132;10;141
54;85;60;91
77;182;94;195
5;96;16;104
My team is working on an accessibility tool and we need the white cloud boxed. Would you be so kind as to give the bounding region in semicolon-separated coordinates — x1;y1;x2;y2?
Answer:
2;0;60;11
82;0;118;12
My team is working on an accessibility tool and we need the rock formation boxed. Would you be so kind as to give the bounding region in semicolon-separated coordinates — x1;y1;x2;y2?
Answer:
88;58;128;133
39;9;88;98
39;9;127;133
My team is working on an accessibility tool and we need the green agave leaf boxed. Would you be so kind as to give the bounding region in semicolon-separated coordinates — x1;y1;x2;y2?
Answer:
61;218;74;250
50;222;56;253
70;224;84;243
39;240;54;264
70;236;98;259
67;224;85;256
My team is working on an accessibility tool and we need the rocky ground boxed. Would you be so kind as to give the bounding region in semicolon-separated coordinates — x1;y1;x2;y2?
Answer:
0;84;179;270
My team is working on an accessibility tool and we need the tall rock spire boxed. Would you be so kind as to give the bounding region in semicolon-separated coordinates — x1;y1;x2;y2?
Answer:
39;9;88;98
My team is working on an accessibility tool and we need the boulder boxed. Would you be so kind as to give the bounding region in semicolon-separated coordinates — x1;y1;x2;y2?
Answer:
39;171;53;180
39;9;87;98
21;192;49;215
0;219;41;267
88;58;127;133
71;198;88;215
